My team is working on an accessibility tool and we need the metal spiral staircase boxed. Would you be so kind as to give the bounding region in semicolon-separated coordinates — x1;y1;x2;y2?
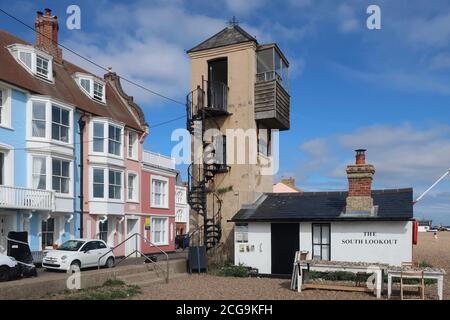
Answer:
186;79;228;250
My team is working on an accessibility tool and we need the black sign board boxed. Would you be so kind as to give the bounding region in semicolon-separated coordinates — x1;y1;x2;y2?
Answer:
188;246;208;273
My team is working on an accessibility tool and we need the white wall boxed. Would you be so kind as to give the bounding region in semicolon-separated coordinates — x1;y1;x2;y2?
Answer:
300;221;413;266
234;220;413;274
234;222;271;274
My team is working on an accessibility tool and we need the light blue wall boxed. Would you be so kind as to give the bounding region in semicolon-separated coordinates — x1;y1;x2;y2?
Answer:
0;88;27;187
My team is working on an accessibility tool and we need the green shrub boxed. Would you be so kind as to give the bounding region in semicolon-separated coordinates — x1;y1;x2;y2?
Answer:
217;263;250;277
309;271;369;282
418;260;433;268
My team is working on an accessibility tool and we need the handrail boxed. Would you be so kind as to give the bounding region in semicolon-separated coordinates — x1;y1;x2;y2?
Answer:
97;233;170;283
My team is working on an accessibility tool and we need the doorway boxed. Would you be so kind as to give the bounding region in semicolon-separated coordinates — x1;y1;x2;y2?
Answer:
125;218;139;257
271;223;299;275
208;58;228;110
0;214;14;254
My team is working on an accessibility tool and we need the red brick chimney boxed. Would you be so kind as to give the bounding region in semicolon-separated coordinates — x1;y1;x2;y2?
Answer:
35;8;62;63
345;149;376;212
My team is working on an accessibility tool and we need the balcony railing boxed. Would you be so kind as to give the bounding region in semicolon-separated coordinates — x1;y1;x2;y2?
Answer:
0;185;55;211
142;151;176;170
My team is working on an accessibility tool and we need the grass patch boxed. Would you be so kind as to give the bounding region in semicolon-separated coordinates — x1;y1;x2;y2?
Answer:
216;263;250;278
50;278;141;300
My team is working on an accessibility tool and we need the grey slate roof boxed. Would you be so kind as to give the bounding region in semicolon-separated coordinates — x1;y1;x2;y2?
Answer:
187;25;257;53
231;188;414;222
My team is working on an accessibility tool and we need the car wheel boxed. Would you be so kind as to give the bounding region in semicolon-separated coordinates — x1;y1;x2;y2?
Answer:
105;257;115;268
69;261;81;273
0;266;10;282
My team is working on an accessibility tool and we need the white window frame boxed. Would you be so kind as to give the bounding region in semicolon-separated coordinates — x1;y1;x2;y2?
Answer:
151;176;169;209
8;44;54;82
0;145;14;186
90;119;124;159
127;131;138;160
235;223;249;243
127;171;139;203
51;105;70;143
92;168;105;199
28;97;73;145
108;124;122;157
51;157;71;195
28;155;73;196
108;169;122;200
151;217;168;245
73;73;106;103
0;86;12;128
90;166;124;202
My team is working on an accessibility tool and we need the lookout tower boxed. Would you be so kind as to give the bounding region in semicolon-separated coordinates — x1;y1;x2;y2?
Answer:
186;23;291;261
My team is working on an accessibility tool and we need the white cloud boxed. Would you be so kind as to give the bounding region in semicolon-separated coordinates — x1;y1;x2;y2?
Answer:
224;0;267;15
295;123;450;223
337;3;359;33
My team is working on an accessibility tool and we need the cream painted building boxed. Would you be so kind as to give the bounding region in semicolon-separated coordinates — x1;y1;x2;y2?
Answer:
186;24;291;261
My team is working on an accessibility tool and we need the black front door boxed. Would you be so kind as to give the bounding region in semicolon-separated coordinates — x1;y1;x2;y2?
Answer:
271;223;299;275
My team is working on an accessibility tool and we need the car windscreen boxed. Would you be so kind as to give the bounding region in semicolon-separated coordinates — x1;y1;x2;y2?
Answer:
57;240;85;251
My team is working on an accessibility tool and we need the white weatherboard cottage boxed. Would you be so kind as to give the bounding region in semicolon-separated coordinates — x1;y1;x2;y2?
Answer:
231;150;414;275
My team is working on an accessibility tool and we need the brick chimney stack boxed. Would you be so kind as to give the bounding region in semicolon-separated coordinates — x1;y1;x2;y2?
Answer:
35;8;62;63
345;149;376;213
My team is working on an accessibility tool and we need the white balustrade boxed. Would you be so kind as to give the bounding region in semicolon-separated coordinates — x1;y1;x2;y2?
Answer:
142;150;176;170
0;185;55;211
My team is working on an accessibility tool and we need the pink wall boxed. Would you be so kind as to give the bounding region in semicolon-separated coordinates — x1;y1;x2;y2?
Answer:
273;182;300;193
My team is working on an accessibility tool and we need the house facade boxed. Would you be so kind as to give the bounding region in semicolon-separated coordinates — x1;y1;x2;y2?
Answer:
232;150;415;274
0;9;168;255
140;151;177;255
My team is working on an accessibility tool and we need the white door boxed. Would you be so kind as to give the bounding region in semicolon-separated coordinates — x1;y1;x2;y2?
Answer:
125;218;139;257
0;215;14;254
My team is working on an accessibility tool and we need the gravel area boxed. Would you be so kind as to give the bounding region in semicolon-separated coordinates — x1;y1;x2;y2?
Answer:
133;232;450;300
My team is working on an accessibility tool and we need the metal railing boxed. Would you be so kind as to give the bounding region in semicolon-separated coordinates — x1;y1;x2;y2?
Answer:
0;185;55;211
97;233;170;283
206;80;228;112
142;150;176;170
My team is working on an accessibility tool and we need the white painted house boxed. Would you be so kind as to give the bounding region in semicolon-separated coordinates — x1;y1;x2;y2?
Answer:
231;150;415;274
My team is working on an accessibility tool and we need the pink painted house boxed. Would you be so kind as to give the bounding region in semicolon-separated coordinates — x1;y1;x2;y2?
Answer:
140;151;177;254
78;71;148;257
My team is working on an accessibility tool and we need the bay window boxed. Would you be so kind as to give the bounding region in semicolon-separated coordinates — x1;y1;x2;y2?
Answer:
52;158;70;194
0;90;4;126
30;99;72;143
151;217;168;245
151;178;168;208
108;170;122;200
91;121;124;157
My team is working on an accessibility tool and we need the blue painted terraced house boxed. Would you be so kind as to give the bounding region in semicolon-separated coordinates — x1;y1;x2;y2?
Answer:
0;9;147;255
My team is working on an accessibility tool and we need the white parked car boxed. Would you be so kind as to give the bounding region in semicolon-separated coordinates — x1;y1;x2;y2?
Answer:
42;239;115;272
0;253;19;282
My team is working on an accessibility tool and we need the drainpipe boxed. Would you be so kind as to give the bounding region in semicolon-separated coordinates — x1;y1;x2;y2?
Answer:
78;115;86;239
66;214;74;224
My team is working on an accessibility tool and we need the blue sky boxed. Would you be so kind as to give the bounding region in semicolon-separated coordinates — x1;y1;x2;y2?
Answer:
1;0;450;224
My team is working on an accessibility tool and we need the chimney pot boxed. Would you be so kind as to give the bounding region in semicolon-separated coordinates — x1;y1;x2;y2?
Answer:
35;8;62;63
355;149;366;165
37;11;43;17
44;8;52;16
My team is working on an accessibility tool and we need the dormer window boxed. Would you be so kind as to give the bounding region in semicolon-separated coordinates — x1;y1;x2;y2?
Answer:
36;55;49;78
74;73;106;103
8;44;54;82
